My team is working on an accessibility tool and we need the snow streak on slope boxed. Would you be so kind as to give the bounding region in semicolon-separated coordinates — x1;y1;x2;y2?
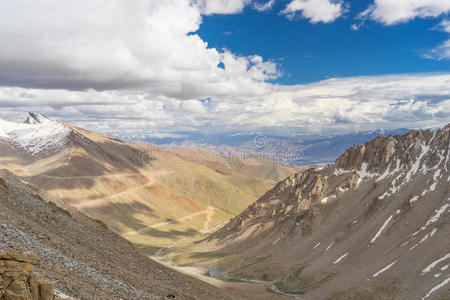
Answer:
0;114;70;155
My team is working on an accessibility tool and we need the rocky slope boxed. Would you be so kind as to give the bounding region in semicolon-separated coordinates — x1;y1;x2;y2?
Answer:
0;113;294;254
193;124;450;299
0;169;232;299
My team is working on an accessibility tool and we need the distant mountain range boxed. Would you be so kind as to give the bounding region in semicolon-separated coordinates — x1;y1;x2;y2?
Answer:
141;128;411;167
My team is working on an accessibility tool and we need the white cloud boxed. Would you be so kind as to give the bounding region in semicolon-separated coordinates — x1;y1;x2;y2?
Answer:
437;19;450;32
423;20;450;60
354;2;450;61
358;0;450;25
0;1;448;137
281;0;344;23
0;74;448;136
253;0;276;12
0;0;278;98
196;0;252;15
424;40;450;60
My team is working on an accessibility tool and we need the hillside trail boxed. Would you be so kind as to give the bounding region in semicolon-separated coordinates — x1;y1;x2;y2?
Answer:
73;178;154;209
123;206;216;236
44;169;174;210
34;172;138;180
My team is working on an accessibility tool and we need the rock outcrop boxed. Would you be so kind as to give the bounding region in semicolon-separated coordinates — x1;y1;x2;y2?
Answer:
0;253;61;300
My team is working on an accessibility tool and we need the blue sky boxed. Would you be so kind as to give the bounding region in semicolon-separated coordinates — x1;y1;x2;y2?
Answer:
0;0;449;136
198;0;450;84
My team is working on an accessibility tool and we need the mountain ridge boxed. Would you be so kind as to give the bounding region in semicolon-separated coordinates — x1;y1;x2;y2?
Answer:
169;124;450;300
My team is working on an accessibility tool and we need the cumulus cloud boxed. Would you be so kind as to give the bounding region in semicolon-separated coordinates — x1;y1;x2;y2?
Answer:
0;0;448;137
358;0;450;25
0;74;448;136
253;0;276;12
281;0;344;23
195;0;252;14
0;0;278;98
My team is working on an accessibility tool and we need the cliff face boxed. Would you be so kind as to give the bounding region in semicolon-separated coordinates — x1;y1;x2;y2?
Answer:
204;124;450;299
0;253;66;300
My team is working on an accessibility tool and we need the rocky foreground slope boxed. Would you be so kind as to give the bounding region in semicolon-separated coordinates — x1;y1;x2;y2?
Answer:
200;124;450;299
0;170;231;299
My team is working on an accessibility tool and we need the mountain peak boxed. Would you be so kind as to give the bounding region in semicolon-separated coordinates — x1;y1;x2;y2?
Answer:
23;112;51;124
0;114;71;156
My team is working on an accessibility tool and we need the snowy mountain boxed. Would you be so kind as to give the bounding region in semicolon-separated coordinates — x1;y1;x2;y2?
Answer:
23;112;51;124
0;112;71;156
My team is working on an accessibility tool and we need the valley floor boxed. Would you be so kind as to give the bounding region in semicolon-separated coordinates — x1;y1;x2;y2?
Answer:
172;266;287;300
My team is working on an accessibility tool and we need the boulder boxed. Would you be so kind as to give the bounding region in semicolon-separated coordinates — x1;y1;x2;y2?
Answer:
0;253;64;300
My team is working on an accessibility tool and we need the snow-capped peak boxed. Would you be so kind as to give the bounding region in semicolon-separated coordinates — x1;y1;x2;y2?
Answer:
23;112;51;124
0;114;71;156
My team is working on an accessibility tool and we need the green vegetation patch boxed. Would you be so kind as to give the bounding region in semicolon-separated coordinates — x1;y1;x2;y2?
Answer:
274;265;335;295
189;251;232;260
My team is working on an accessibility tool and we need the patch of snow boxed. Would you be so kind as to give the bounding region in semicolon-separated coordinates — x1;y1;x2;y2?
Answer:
272;236;281;245
421;276;450;299
313;242;321;249
422;253;450;275
434;273;441;278
444;142;450;172
320;197;329;204
376;161;392;182
339;186;349;193
441;264;449;271
429;169;441;192
333;168;350;176
377;159;402;182
378;192;389;200
410;196;420;205
333;253;348;264
356;162;377;187
54;290;75;300
405;142;430;183
372;261;397;278
325;241;335;251
413;202;450;237
370;215;393;244
409;228;437;252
